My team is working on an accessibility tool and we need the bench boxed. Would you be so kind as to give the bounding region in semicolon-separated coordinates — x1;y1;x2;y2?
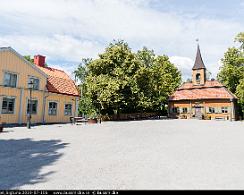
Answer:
215;117;225;121
70;117;88;125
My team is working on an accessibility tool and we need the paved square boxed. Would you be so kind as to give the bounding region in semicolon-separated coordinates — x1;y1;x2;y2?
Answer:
0;120;244;190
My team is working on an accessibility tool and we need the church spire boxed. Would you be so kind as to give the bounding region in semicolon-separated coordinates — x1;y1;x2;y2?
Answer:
192;44;206;70
192;41;206;85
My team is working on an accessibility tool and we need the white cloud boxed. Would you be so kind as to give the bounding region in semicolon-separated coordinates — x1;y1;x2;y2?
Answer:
0;0;243;78
0;34;103;61
169;56;194;81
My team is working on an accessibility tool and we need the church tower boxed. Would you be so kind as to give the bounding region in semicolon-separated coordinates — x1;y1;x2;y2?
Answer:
192;44;206;85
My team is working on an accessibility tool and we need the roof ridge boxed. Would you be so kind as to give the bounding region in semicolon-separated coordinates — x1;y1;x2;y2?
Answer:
0;46;48;78
178;85;224;91
44;66;66;72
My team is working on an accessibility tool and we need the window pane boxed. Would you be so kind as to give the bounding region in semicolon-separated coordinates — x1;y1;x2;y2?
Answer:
4;73;10;86
209;107;215;113
223;107;228;113
34;79;39;90
65;104;72;115
2;99;7;109
28;77;39;90
32;101;37;113
2;98;8;113
8;101;14;112
4;73;17;87
10;74;17;87
49;102;57;115
27;100;38;114
2;98;15;114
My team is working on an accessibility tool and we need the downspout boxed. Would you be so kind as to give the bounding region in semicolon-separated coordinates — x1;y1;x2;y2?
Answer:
42;78;49;125
18;88;24;125
75;97;79;117
230;98;235;121
74;97;76;117
42;92;49;125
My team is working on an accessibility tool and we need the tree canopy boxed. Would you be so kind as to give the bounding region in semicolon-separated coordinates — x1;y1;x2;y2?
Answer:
75;41;181;117
218;32;244;118
24;55;34;63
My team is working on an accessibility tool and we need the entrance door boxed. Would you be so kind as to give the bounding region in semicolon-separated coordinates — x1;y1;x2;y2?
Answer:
195;107;202;119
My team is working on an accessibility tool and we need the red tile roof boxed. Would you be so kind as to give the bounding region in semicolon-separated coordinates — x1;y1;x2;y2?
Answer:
169;80;237;101
38;66;79;97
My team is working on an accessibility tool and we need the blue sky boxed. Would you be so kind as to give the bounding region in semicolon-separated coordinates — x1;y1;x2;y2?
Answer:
0;0;243;80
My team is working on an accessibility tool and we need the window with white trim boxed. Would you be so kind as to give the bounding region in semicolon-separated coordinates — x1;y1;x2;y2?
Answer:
28;76;40;90
221;107;228;114
64;104;72;116
27;100;38;114
182;108;188;114
209;107;215;113
48;102;58;115
4;72;17;87
2;97;15;114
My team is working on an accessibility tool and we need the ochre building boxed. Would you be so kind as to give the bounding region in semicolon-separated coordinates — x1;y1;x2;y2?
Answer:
0;47;80;125
169;45;238;121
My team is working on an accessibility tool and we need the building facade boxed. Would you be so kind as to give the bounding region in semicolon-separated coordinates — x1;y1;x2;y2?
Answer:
169;45;238;121
0;47;80;125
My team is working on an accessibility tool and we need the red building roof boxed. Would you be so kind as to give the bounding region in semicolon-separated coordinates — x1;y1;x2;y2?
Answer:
38;66;80;97
169;80;237;101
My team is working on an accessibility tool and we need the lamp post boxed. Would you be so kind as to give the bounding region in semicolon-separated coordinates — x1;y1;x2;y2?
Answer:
27;81;34;129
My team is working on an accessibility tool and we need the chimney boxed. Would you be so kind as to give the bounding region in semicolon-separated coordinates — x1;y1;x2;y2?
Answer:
34;55;46;67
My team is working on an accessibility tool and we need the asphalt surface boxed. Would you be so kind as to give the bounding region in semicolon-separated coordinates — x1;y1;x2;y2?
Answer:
0;119;244;190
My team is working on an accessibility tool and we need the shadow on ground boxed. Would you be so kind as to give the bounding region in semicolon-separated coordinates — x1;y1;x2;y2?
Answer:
0;139;68;189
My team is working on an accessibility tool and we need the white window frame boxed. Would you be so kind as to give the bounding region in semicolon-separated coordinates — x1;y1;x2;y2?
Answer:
64;103;72;116
208;107;215;114
182;107;188;114
28;76;40;90
1;96;16;114
3;71;18;88
26;99;38;115
48;101;58;116
221;107;228;114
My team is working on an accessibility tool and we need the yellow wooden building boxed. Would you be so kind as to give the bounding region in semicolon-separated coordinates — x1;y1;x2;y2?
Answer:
0;47;80;126
169;45;238;121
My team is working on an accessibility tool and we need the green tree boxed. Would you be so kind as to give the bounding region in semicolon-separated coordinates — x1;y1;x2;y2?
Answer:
85;40;141;116
134;48;181;113
24;55;34;63
150;55;181;113
236;79;244;116
73;58;91;84
235;32;244;50
218;47;244;93
76;40;182;118
218;32;244;118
